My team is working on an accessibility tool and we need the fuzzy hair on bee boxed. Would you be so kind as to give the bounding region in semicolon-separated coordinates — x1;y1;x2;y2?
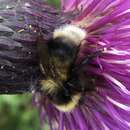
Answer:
37;24;99;112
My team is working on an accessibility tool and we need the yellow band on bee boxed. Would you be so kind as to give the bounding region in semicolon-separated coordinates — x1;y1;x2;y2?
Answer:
40;79;59;93
54;93;81;112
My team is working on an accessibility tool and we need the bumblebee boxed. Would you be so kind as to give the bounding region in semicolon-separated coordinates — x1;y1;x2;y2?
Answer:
37;25;99;112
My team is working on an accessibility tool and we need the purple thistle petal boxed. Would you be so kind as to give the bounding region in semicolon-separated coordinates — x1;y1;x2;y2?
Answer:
58;112;64;130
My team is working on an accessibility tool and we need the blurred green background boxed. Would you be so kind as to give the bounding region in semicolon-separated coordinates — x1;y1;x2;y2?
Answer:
0;0;60;130
47;0;60;8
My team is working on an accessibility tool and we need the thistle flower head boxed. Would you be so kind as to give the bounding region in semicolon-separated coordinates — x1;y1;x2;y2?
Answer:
0;0;130;130
34;0;130;130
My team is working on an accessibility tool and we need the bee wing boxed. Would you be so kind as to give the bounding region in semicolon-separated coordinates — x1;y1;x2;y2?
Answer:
37;35;52;77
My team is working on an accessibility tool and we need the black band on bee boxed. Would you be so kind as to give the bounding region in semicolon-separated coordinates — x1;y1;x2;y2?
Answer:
47;37;79;61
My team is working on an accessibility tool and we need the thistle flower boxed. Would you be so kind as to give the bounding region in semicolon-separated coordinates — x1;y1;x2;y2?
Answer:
0;0;130;130
34;0;130;130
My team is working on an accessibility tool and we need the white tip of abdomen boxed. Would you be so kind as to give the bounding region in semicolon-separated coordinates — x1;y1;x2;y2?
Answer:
53;24;87;45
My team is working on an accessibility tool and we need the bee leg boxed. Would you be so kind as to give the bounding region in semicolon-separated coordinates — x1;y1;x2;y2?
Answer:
72;50;102;72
